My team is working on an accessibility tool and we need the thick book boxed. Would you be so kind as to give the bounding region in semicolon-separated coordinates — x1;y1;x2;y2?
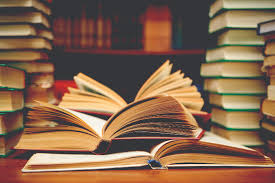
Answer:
268;85;275;100
0;64;25;89
206;46;264;63
209;0;275;18
0;111;23;135
0;88;24;112
0;50;49;62
200;61;264;78
0;0;51;16
210;124;264;147
0;129;23;157
210;107;261;130
209;29;264;47
21;132;274;172
0;12;50;28
58;60;206;116
203;78;266;94
0;24;53;40
15;96;204;153
0;37;52;50
209;10;275;34
6;62;54;73
208;93;264;111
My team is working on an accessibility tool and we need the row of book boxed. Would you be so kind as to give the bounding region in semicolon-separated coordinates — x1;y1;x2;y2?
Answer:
0;0;57;157
257;19;275;153
200;0;275;147
52;0;208;51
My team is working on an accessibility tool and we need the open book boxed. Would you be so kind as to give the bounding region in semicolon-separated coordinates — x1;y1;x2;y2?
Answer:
15;96;203;153
21;132;274;172
58;60;205;116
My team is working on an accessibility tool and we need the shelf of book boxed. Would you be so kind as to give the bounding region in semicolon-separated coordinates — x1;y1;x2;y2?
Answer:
62;48;205;56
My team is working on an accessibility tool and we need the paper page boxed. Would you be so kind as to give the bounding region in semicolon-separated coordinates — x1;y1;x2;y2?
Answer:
63;108;107;137
200;132;254;151
22;151;152;172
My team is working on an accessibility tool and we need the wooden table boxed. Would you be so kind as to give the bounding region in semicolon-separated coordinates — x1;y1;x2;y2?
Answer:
1;158;275;183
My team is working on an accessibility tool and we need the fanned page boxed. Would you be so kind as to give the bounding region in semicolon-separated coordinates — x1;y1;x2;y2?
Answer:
64;108;107;137
22;151;152;172
154;132;274;168
74;73;127;107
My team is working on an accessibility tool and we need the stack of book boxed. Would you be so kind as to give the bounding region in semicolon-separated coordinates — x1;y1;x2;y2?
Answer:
201;0;275;147
0;65;25;157
257;19;275;152
0;0;56;157
0;0;57;107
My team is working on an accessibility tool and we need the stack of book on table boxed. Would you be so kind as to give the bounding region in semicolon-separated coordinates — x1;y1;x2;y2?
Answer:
201;0;275;147
0;0;57;157
0;0;57;108
257;19;275;153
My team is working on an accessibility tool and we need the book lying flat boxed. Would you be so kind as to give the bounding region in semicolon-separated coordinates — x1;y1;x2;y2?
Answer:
0;24;53;40
206;46;264;63
21;132;274;172
15;96;204;153
0;64;25;89
211;124;264;147
0;111;23;135
0;89;24;112
0;0;51;16
203;78;266;94
58;60;206;116
210;107;261;130
209;10;275;34
0;50;48;61
210;29;264;47
0;37;52;50
200;61;264;78
209;0;275;18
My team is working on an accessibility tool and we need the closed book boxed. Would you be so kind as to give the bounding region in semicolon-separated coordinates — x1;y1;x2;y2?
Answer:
0;129;23;157
0;64;25;89
0;111;24;135
206;46;264;63
200;61;263;78
208;93;264;110
0;37;52;50
0;24;53;40
209;10;275;34
203;78;266;94
210;107;261;130
0;50;48;61
211;124;264;147
209;0;275;18
0;89;24;112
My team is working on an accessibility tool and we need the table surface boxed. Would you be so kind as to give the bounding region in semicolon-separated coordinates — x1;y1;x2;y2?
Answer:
1;158;275;183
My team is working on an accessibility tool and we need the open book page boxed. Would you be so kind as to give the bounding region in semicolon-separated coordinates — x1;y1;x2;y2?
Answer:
199;132;255;151
22;151;152;172
74;73;127;107
64;108;107;137
135;60;172;100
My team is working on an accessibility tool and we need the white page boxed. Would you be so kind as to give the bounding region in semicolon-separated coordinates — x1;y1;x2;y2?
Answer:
62;108;107;137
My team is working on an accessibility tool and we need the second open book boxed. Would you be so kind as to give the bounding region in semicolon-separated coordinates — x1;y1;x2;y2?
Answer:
58;60;205;116
22;132;274;172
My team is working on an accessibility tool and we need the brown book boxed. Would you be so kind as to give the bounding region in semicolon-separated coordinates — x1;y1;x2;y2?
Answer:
58;60;205;116
21;132;274;172
15;96;203;153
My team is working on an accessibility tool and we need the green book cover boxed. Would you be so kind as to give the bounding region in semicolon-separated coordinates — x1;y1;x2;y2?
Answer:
210;104;260;112
211;121;260;131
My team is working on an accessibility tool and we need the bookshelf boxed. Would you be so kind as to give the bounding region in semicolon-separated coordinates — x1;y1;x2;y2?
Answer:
51;0;211;101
